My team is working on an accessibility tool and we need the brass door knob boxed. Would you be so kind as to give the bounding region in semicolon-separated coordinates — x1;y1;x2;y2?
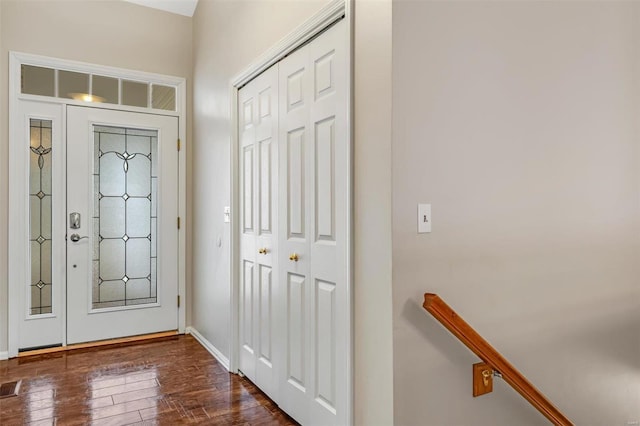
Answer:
289;253;299;262
258;248;268;254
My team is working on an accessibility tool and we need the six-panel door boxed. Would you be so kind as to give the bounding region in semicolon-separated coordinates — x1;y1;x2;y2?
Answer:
239;64;280;400
277;19;348;426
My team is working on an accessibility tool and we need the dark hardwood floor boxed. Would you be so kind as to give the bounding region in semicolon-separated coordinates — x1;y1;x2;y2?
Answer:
0;335;298;425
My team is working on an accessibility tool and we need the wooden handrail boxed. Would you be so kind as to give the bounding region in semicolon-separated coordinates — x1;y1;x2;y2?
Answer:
423;293;573;426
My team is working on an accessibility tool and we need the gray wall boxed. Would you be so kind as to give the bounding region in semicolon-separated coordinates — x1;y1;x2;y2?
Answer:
191;1;395;424
392;1;640;424
353;0;394;424
0;0;193;354
0;0;5;357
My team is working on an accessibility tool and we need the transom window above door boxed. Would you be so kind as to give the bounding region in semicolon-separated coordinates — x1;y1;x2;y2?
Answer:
20;64;177;111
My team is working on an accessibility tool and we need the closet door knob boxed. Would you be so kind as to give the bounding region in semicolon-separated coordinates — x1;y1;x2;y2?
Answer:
258;248;268;254
289;253;299;262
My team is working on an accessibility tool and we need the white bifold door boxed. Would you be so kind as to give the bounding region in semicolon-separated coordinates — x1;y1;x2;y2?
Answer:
238;18;349;426
239;64;280;399
278;18;349;426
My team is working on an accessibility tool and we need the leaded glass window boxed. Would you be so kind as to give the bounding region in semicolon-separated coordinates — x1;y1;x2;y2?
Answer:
93;126;158;309
29;119;53;315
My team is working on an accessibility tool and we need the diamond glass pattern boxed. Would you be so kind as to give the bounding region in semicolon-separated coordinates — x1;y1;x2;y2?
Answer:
29;119;53;315
93;125;158;309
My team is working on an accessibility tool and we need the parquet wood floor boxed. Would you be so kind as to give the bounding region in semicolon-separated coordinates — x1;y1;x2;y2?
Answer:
0;335;298;425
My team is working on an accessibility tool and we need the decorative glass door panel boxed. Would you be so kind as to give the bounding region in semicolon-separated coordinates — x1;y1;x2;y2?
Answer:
93;126;158;309
10;100;65;353
67;106;178;345
30;119;54;315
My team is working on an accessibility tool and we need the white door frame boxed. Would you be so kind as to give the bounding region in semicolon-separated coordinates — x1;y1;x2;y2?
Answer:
229;0;353;423
8;52;187;358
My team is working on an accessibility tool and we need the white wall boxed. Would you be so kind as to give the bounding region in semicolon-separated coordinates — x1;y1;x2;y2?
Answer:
191;0;331;362
392;1;640;424
0;0;192;354
191;1;395;424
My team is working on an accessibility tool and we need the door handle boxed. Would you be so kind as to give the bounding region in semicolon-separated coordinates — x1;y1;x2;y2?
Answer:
69;234;89;242
289;253;299;262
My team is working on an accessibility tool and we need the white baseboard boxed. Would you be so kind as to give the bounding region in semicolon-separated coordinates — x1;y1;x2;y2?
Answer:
0;351;8;361
186;327;230;371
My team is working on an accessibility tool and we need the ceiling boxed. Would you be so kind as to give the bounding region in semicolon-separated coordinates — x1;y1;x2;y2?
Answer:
124;0;199;17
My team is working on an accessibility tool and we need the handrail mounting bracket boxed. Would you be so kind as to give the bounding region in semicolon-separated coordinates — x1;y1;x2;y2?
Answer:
473;362;494;397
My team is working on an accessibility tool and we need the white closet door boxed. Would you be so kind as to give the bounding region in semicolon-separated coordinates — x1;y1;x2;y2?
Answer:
278;19;348;426
278;42;311;423
238;64;279;400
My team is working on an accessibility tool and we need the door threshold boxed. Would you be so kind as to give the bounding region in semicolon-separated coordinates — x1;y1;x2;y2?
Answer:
17;330;179;358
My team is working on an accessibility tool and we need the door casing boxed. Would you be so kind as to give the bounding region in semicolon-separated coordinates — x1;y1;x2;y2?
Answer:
7;53;187;358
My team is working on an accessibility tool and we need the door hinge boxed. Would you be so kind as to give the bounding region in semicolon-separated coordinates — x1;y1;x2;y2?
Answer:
177;217;181;229
177;138;181;151
177;295;181;308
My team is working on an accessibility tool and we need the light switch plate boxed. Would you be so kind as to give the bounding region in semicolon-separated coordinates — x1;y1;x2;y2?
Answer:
224;206;230;223
418;204;431;233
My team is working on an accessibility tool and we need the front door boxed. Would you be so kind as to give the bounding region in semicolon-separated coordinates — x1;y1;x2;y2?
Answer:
9;101;179;354
66;106;179;344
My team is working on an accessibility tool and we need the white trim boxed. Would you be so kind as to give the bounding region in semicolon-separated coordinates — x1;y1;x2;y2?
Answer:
345;1;354;424
8;52;187;357
0;352;8;361
230;0;345;88
229;84;240;373
8;49;20;358
16;93;180;117
186;327;230;371
230;1;352;424
177;74;187;336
